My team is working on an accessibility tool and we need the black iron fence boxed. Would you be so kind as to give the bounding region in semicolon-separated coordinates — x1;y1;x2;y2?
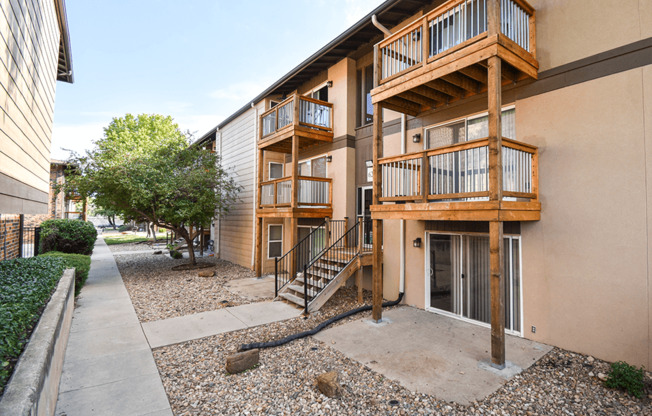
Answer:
18;215;40;258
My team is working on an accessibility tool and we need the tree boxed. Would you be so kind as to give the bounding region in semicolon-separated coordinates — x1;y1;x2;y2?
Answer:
92;206;119;230
66;114;240;265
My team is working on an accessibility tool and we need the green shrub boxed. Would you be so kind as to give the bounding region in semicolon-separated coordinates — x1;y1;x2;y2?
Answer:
605;361;645;398
170;250;183;259
39;252;91;297
40;219;97;255
0;256;65;394
117;224;134;232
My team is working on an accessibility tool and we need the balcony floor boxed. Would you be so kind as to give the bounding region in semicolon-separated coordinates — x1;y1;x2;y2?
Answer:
371;34;538;116
371;200;540;222
259;125;333;153
257;206;333;219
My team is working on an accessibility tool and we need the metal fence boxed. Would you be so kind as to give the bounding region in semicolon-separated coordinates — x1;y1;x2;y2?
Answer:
20;225;40;258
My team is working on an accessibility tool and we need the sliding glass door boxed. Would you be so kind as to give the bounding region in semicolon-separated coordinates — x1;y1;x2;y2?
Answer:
427;233;521;333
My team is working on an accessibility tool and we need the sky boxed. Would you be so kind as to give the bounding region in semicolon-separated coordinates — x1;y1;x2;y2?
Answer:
51;0;386;160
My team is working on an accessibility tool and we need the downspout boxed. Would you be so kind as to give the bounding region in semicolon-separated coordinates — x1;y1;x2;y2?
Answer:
372;15;392;36
400;114;406;294
251;102;258;268
216;129;222;257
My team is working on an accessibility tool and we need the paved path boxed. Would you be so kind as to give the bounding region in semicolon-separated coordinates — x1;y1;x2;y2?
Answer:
142;301;300;348
56;238;173;416
56;238;301;415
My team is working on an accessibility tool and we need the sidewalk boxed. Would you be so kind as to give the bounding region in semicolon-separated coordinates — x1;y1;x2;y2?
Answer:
55;237;173;416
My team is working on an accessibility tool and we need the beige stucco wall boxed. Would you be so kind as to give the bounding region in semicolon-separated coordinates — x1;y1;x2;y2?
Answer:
531;0;649;72
645;65;652;368
328;58;357;138
518;66;651;368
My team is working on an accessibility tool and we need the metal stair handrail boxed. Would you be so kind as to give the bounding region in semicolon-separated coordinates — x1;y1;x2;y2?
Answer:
302;219;369;312
274;220;327;296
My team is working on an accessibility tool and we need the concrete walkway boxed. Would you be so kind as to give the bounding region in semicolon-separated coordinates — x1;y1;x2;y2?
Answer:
142;301;301;348
55;238;173;416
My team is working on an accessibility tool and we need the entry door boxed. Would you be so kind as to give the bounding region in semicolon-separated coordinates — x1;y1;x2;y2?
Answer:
428;233;521;333
357;187;373;246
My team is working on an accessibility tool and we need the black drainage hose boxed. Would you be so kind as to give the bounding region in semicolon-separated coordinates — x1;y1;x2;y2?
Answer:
239;292;404;352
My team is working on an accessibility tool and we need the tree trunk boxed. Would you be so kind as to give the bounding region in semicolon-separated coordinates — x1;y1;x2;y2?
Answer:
150;223;157;242
108;216;115;229
179;228;196;265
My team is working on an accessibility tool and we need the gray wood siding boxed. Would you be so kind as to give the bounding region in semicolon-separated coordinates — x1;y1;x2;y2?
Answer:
0;0;60;214
218;103;265;269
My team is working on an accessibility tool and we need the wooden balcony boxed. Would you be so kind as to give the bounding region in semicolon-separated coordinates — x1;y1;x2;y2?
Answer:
258;95;334;153
370;0;537;114
370;137;540;221
257;176;333;218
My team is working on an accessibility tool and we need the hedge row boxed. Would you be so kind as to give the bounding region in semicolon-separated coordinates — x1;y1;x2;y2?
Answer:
39;219;97;255
39;252;91;297
0;256;65;394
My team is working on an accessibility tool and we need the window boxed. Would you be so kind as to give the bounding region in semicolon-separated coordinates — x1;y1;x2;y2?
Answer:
356;64;374;127
269;162;283;180
268;225;283;258
425;108;516;149
311;85;328;102
298;156;327;178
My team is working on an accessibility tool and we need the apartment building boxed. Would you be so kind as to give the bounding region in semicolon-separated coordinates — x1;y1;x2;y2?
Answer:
0;0;73;259
199;0;652;369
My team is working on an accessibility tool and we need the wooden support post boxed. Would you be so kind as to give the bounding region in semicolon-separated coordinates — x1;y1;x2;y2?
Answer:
490;221;505;367
487;0;501;37
254;217;262;276
289;217;298;279
257;148;264;209
325;217;331;247
372;103;384;322
488;53;505;368
356;267;364;304
421;153;430;202
291;136;299;209
488;56;503;202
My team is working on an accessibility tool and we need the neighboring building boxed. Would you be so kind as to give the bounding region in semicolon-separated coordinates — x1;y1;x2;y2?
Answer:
198;0;652;369
0;0;73;260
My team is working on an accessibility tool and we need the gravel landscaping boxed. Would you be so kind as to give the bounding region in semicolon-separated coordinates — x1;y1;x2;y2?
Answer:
114;246;651;415
114;243;259;322
153;293;651;416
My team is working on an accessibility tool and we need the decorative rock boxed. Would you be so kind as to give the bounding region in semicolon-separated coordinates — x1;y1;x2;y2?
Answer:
199;270;215;277
225;349;259;374
597;372;608;381
587;356;594;363
316;371;342;398
153;250;163;255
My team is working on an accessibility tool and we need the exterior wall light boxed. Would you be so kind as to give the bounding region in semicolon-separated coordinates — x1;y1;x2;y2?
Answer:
326;81;333;88
326;155;332;162
412;133;421;143
413;237;422;248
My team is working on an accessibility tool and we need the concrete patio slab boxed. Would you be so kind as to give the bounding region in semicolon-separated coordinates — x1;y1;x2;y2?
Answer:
142;309;246;348
225;276;275;300
226;301;301;327
314;306;552;405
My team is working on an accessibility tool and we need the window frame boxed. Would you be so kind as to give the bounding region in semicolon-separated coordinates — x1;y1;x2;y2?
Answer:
267;224;283;259
268;162;284;180
423;105;516;150
298;154;328;178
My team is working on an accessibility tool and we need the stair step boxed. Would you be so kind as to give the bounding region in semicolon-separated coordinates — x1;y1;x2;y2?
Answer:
296;277;326;289
308;269;336;279
280;292;305;306
314;261;342;272
320;256;354;265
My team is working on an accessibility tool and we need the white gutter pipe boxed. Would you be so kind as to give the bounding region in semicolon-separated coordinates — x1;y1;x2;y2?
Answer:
399;114;406;294
372;15;392;36
251;102;258;268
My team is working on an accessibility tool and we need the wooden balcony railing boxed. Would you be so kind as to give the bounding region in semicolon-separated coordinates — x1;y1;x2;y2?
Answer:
377;0;535;84
259;176;333;208
379;137;537;202
260;95;334;139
